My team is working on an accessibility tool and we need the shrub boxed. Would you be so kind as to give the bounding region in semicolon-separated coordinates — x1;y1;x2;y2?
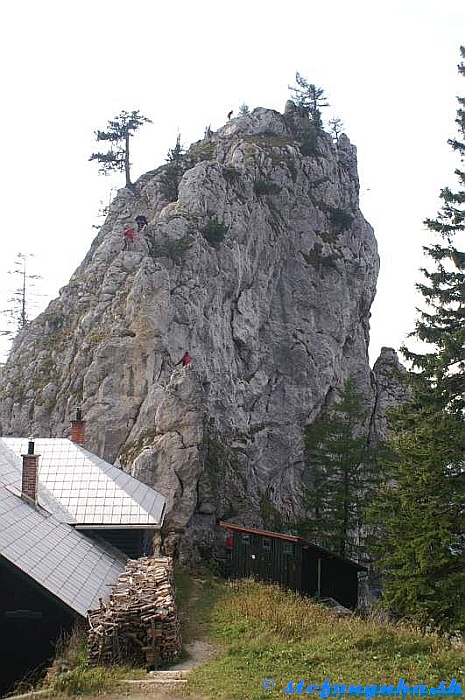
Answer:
253;178;282;196
159;163;182;202
223;167;241;183
299;123;319;156
202;219;229;247
302;244;339;272
187;140;216;165
327;206;354;232
151;236;192;260
321;254;339;270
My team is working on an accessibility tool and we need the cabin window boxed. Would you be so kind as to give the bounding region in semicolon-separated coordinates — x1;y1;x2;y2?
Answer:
283;542;294;555
241;533;250;546
262;537;271;551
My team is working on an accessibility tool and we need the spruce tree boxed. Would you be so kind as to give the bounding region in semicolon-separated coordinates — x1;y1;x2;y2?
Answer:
369;396;464;630
328;116;344;143
289;72;329;127
402;47;465;414
89;110;152;187
303;378;376;558
159;134;185;202
370;47;465;632
1;253;42;338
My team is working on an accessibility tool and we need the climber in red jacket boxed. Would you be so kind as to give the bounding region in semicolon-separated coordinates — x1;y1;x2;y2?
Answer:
175;351;192;367
123;227;136;250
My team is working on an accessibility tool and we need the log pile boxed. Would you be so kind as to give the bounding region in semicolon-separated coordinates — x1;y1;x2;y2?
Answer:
87;556;181;669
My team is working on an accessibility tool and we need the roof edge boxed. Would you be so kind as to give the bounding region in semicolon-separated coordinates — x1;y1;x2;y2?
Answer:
218;521;367;571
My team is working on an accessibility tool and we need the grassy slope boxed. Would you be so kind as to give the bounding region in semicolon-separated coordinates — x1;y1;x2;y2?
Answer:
180;573;464;700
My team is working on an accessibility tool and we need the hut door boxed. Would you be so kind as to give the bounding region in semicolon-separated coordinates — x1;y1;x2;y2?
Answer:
249;540;263;579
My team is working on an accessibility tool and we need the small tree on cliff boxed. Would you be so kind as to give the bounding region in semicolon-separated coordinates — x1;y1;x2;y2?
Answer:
329;116;344;142
89;110;152;187
159;134;185;201
289;72;329;127
1;253;42;338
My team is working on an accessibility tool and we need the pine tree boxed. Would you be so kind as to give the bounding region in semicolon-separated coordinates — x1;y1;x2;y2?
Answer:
402;47;465;414
302;378;376;558
159;134;185;202
328;116;344;143
368;395;464;631
89;110;152;187
289;72;329;127
370;47;465;632
1;253;42;338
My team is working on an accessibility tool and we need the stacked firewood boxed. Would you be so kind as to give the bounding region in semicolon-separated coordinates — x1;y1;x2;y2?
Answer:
87;556;181;669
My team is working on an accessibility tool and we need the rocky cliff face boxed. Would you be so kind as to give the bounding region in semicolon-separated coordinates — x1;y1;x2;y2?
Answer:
0;104;404;559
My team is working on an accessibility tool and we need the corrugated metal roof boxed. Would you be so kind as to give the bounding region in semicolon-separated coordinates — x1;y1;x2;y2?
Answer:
1;438;165;528
0;442;125;617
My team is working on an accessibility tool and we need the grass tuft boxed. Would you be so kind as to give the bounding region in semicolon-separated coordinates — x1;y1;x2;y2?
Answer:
253;178;282;196
46;625;137;696
52;666;125;695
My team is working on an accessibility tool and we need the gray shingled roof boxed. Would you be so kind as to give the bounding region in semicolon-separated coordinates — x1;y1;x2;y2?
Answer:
1;438;165;528
0;442;125;617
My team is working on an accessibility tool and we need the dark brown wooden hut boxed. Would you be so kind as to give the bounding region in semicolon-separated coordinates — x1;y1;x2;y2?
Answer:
219;522;366;609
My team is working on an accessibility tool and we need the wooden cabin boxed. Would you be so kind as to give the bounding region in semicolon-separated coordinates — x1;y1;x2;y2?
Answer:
219;522;366;609
0;416;166;694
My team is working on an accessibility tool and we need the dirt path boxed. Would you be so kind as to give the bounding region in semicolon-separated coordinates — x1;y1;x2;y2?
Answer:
80;571;222;700
169;640;219;671
42;570;221;700
77;638;220;700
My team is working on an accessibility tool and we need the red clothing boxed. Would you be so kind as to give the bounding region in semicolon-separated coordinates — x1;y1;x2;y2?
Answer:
175;352;192;367
124;227;136;243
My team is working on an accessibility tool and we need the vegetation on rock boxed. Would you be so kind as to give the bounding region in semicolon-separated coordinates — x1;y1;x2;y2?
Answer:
159;134;185;201
150;236;193;261
222;166;242;183
202;218;229;247
326;205;354;233
187;140;217;164
253;178;282;196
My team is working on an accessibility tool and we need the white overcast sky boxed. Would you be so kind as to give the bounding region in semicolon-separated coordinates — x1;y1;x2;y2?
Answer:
0;0;464;364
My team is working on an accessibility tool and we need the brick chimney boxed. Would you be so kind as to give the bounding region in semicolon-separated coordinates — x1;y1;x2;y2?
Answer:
21;438;40;505
71;407;86;446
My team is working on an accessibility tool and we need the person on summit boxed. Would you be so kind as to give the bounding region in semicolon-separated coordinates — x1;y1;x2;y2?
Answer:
175;351;192;367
